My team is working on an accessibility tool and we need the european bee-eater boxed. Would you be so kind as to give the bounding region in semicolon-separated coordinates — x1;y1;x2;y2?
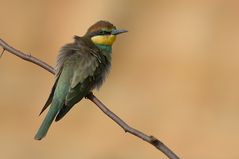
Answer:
34;20;127;140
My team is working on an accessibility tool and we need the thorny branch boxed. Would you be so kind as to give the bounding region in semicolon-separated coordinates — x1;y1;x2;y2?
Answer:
0;38;180;159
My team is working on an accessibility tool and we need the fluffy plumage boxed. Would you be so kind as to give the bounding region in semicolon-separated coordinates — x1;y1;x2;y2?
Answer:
34;20;125;140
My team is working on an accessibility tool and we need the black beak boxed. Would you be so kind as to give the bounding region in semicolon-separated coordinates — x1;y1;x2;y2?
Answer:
111;29;128;35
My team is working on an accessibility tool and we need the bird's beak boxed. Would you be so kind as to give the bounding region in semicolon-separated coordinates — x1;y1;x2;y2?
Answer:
111;29;128;35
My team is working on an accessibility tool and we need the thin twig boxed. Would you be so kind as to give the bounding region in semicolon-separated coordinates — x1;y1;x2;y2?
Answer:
0;48;5;58
0;38;180;159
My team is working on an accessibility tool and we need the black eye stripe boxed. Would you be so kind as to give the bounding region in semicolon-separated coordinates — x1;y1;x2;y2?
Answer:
100;30;111;35
90;30;112;37
103;31;111;35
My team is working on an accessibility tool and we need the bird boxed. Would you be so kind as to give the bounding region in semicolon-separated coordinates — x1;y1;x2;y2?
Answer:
34;20;127;140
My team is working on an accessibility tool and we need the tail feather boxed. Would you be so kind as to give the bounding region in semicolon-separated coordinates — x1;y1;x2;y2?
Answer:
55;96;84;122
39;77;60;116
34;106;59;140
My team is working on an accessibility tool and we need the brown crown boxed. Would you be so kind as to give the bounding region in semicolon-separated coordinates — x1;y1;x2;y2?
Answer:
86;20;116;34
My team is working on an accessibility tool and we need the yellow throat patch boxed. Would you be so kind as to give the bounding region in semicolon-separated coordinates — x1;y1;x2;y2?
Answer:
91;35;116;45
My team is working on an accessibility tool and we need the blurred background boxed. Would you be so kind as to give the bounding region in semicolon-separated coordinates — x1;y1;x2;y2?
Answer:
1;0;239;158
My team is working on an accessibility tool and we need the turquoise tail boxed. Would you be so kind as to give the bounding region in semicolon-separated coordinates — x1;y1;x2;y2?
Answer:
34;104;59;140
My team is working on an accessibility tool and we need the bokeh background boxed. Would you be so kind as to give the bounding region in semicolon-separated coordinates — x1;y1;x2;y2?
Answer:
1;0;239;158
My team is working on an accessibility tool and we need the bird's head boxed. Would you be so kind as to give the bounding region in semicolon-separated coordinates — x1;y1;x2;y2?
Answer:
85;20;127;46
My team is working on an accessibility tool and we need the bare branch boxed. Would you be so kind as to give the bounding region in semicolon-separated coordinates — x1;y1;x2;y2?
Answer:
86;92;180;159
0;39;55;74
0;38;180;159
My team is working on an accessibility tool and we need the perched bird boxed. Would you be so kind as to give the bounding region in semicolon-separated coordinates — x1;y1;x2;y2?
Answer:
34;20;127;140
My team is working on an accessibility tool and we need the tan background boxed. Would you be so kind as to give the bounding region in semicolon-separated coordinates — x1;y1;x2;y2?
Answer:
1;0;239;159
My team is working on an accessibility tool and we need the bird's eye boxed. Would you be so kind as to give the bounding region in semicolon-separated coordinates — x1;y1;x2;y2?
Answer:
100;30;111;35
